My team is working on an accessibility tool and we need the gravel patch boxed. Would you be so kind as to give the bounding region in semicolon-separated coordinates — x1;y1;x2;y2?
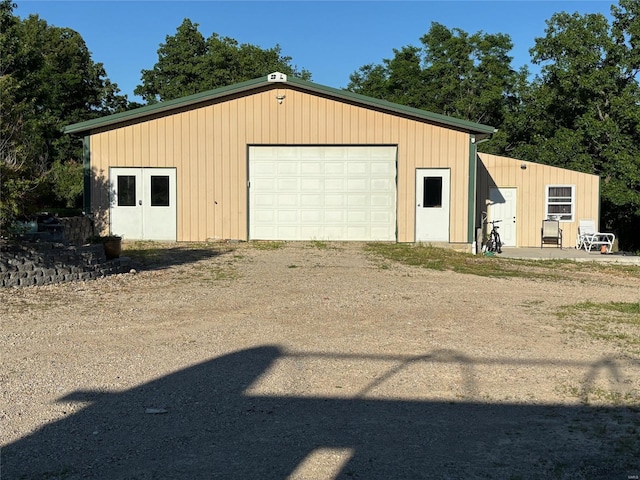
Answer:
1;242;639;479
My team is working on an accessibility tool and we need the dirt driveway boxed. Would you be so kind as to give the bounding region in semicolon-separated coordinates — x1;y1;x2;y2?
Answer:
1;242;639;479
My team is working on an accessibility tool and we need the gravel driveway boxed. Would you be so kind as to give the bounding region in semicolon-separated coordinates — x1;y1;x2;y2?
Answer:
1;242;639;479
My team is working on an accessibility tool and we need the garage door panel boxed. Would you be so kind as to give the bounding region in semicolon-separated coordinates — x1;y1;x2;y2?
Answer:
278;162;298;174
372;178;393;190
372;195;392;207
346;179;368;190
347;162;368;174
254;210;275;221
249;146;396;241
372;211;393;222
325;195;345;207
348;195;366;206
325;147;348;159
253;179;277;191
255;195;275;207
325;179;346;191
325;211;345;222
300;178;322;191
278;210;298;222
300;162;323;174
347;211;367;222
325;163;345;175
301;210;322;223
278;194;298;206
277;178;298;191
300;194;322;206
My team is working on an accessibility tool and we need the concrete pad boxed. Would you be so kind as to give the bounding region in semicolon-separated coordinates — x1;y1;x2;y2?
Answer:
497;247;640;264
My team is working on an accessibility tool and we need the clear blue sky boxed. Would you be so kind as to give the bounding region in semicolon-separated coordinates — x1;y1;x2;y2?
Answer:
16;1;614;102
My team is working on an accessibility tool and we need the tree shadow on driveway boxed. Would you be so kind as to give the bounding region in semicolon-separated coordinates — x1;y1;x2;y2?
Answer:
3;346;639;479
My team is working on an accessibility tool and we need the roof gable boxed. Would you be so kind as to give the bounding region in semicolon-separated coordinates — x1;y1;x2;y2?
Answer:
63;74;496;137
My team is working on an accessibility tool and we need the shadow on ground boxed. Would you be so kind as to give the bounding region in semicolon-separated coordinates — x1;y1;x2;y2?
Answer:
122;244;235;271
3;346;639;479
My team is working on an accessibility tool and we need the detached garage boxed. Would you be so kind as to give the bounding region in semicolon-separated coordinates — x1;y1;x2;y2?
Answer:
64;72;601;249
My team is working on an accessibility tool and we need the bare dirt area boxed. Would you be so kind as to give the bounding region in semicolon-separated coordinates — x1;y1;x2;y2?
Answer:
1;242;639;479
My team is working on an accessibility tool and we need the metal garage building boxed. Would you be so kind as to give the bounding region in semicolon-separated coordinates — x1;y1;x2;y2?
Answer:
64;72;601;248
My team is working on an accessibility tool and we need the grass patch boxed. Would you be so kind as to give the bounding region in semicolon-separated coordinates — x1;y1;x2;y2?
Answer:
307;240;330;249
365;243;640;282
364;243;567;279
558;301;640;356
192;264;238;282
251;241;286;250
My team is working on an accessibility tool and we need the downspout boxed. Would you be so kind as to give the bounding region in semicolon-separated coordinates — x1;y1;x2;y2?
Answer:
468;134;493;254
82;135;91;215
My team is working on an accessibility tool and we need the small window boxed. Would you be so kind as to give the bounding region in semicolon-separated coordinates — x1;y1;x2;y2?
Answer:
546;185;574;221
423;177;443;208
150;176;170;206
117;176;136;206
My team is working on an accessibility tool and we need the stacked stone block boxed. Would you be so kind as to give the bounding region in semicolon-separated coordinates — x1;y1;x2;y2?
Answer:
58;216;95;246
0;242;132;288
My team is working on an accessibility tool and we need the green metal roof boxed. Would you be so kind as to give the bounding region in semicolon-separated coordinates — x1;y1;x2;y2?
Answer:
63;75;496;137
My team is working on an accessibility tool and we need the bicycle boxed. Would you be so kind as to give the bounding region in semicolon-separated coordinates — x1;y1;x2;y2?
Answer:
483;219;503;254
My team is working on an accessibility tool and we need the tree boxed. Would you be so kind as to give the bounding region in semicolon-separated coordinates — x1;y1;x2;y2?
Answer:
0;2;131;231
135;18;312;103
498;0;640;249
347;22;525;128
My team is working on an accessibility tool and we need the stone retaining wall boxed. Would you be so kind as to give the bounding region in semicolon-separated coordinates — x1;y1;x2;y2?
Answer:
0;242;132;288
58;216;95;246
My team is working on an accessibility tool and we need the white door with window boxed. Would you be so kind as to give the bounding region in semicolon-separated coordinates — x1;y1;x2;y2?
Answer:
489;187;517;247
110;167;177;241
415;168;450;242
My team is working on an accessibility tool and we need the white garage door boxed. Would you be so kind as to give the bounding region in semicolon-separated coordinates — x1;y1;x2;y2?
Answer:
249;146;397;241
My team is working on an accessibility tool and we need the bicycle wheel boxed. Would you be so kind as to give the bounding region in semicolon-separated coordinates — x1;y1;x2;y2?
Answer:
495;233;502;253
486;237;495;253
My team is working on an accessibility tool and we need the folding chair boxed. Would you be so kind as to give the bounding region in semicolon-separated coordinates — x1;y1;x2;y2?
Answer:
541;219;563;248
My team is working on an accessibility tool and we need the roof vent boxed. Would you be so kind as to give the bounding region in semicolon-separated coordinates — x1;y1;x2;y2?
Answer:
267;72;287;82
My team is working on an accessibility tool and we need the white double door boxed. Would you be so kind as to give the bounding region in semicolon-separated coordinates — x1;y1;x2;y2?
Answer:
110;167;177;241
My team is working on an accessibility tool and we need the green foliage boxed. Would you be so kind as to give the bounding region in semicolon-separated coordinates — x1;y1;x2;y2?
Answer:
48;159;83;208
347;22;524;127
494;2;640;249
135;18;311;103
347;4;640;250
0;2;131;231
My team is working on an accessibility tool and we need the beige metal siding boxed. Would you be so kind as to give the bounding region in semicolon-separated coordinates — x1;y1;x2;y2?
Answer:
90;86;471;242
478;153;600;247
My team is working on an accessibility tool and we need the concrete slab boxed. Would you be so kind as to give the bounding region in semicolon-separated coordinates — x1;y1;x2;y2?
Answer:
496;247;640;264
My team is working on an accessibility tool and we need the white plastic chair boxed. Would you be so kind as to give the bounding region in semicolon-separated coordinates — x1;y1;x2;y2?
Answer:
576;219;615;252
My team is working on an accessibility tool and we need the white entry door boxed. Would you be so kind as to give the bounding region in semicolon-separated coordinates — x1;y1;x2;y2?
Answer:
489;187;517;247
415;168;450;242
110;167;177;241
